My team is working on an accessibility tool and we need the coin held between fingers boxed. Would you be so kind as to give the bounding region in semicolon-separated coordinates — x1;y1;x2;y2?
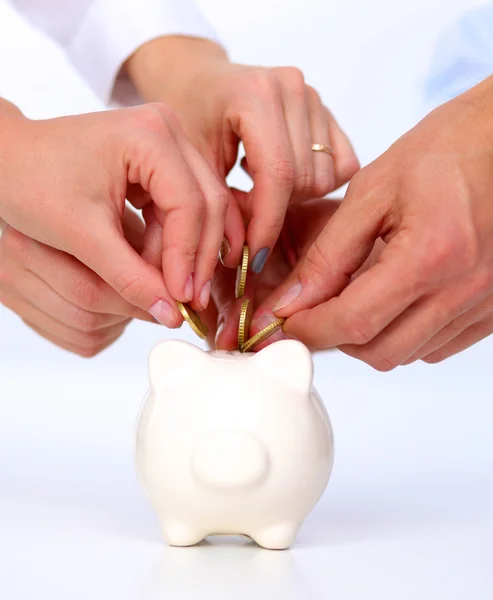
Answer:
177;301;209;340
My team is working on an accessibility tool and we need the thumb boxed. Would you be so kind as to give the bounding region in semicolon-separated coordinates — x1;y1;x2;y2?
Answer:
272;172;390;318
73;218;182;329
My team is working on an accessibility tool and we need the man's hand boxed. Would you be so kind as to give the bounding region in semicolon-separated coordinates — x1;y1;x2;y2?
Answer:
126;37;359;272
268;77;493;369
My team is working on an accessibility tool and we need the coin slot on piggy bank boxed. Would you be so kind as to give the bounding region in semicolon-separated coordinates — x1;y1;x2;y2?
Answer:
135;339;334;550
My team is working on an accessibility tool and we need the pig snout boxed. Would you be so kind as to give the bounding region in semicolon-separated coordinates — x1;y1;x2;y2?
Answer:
191;430;270;490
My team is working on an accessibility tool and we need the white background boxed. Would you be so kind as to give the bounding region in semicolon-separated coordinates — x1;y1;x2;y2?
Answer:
1;0;492;598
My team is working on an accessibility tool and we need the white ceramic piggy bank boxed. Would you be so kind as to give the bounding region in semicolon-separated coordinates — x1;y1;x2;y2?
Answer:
135;339;334;550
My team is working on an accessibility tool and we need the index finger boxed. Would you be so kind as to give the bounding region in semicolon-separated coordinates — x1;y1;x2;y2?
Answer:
283;243;424;349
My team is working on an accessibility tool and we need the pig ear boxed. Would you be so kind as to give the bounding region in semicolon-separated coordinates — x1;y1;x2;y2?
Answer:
148;340;209;389
252;340;314;394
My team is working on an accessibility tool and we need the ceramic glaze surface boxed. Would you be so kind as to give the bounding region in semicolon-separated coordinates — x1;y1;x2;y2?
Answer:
135;339;334;549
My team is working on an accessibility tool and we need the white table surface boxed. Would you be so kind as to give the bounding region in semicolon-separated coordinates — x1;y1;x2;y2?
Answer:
1;0;492;598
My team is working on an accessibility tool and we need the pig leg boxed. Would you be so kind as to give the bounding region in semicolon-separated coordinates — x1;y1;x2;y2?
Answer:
161;521;206;547
251;522;300;550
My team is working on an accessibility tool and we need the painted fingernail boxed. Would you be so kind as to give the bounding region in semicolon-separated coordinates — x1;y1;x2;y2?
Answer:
148;299;177;328
273;281;303;312
185;274;194;302
199;280;211;309
251;247;269;273
219;238;231;267
251;314;287;344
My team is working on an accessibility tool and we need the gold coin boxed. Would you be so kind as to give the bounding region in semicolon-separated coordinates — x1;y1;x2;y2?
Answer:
240;317;286;353
177;302;209;340
235;245;249;299
238;298;252;349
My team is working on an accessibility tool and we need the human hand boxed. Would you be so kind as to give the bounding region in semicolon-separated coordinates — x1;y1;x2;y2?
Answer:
126;37;359;271
267;77;493;369
0;207;156;357
212;198;341;350
0;100;235;330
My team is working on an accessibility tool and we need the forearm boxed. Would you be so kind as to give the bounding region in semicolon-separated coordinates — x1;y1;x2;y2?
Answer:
124;36;229;104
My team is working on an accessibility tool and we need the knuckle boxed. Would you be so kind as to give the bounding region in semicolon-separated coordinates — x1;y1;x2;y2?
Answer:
214;188;230;213
72;307;106;332
413;230;474;282
1;227;30;260
293;164;314;193
80;330;110;353
276;66;306;93
162;238;197;263
250;70;281;99
338;310;375;345
369;354;399;372
206;186;229;221
471;268;493;297
71;276;103;311
422;352;444;365
78;344;104;359
312;173;333;198
78;326;124;358
184;188;207;214
134;103;169;134
338;154;361;184
267;157;296;188
302;239;333;278
113;271;146;302
346;167;370;196
149;101;175;121
306;84;321;105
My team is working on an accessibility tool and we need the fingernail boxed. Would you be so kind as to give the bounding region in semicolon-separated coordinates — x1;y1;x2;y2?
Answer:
273;281;303;312
185;274;194;302
251;314;287;344
148;299;177;328
251;247;269;273
199;279;211;309
219;238;231;267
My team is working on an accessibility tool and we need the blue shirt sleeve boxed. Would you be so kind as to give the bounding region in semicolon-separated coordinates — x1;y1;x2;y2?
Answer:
424;5;493;111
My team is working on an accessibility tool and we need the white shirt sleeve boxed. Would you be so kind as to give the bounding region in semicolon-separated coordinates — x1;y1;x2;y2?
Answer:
8;0;221;106
423;5;493;113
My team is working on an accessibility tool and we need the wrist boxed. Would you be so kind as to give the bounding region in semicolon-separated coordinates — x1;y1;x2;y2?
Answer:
125;36;229;103
448;75;493;143
0;100;27;222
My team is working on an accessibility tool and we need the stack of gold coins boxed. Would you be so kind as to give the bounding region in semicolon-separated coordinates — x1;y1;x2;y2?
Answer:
178;243;284;352
235;245;285;352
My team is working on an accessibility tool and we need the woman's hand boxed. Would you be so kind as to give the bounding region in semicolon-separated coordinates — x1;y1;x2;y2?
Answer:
0;100;233;332
266;77;493;369
0;208;154;356
125;37;359;272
